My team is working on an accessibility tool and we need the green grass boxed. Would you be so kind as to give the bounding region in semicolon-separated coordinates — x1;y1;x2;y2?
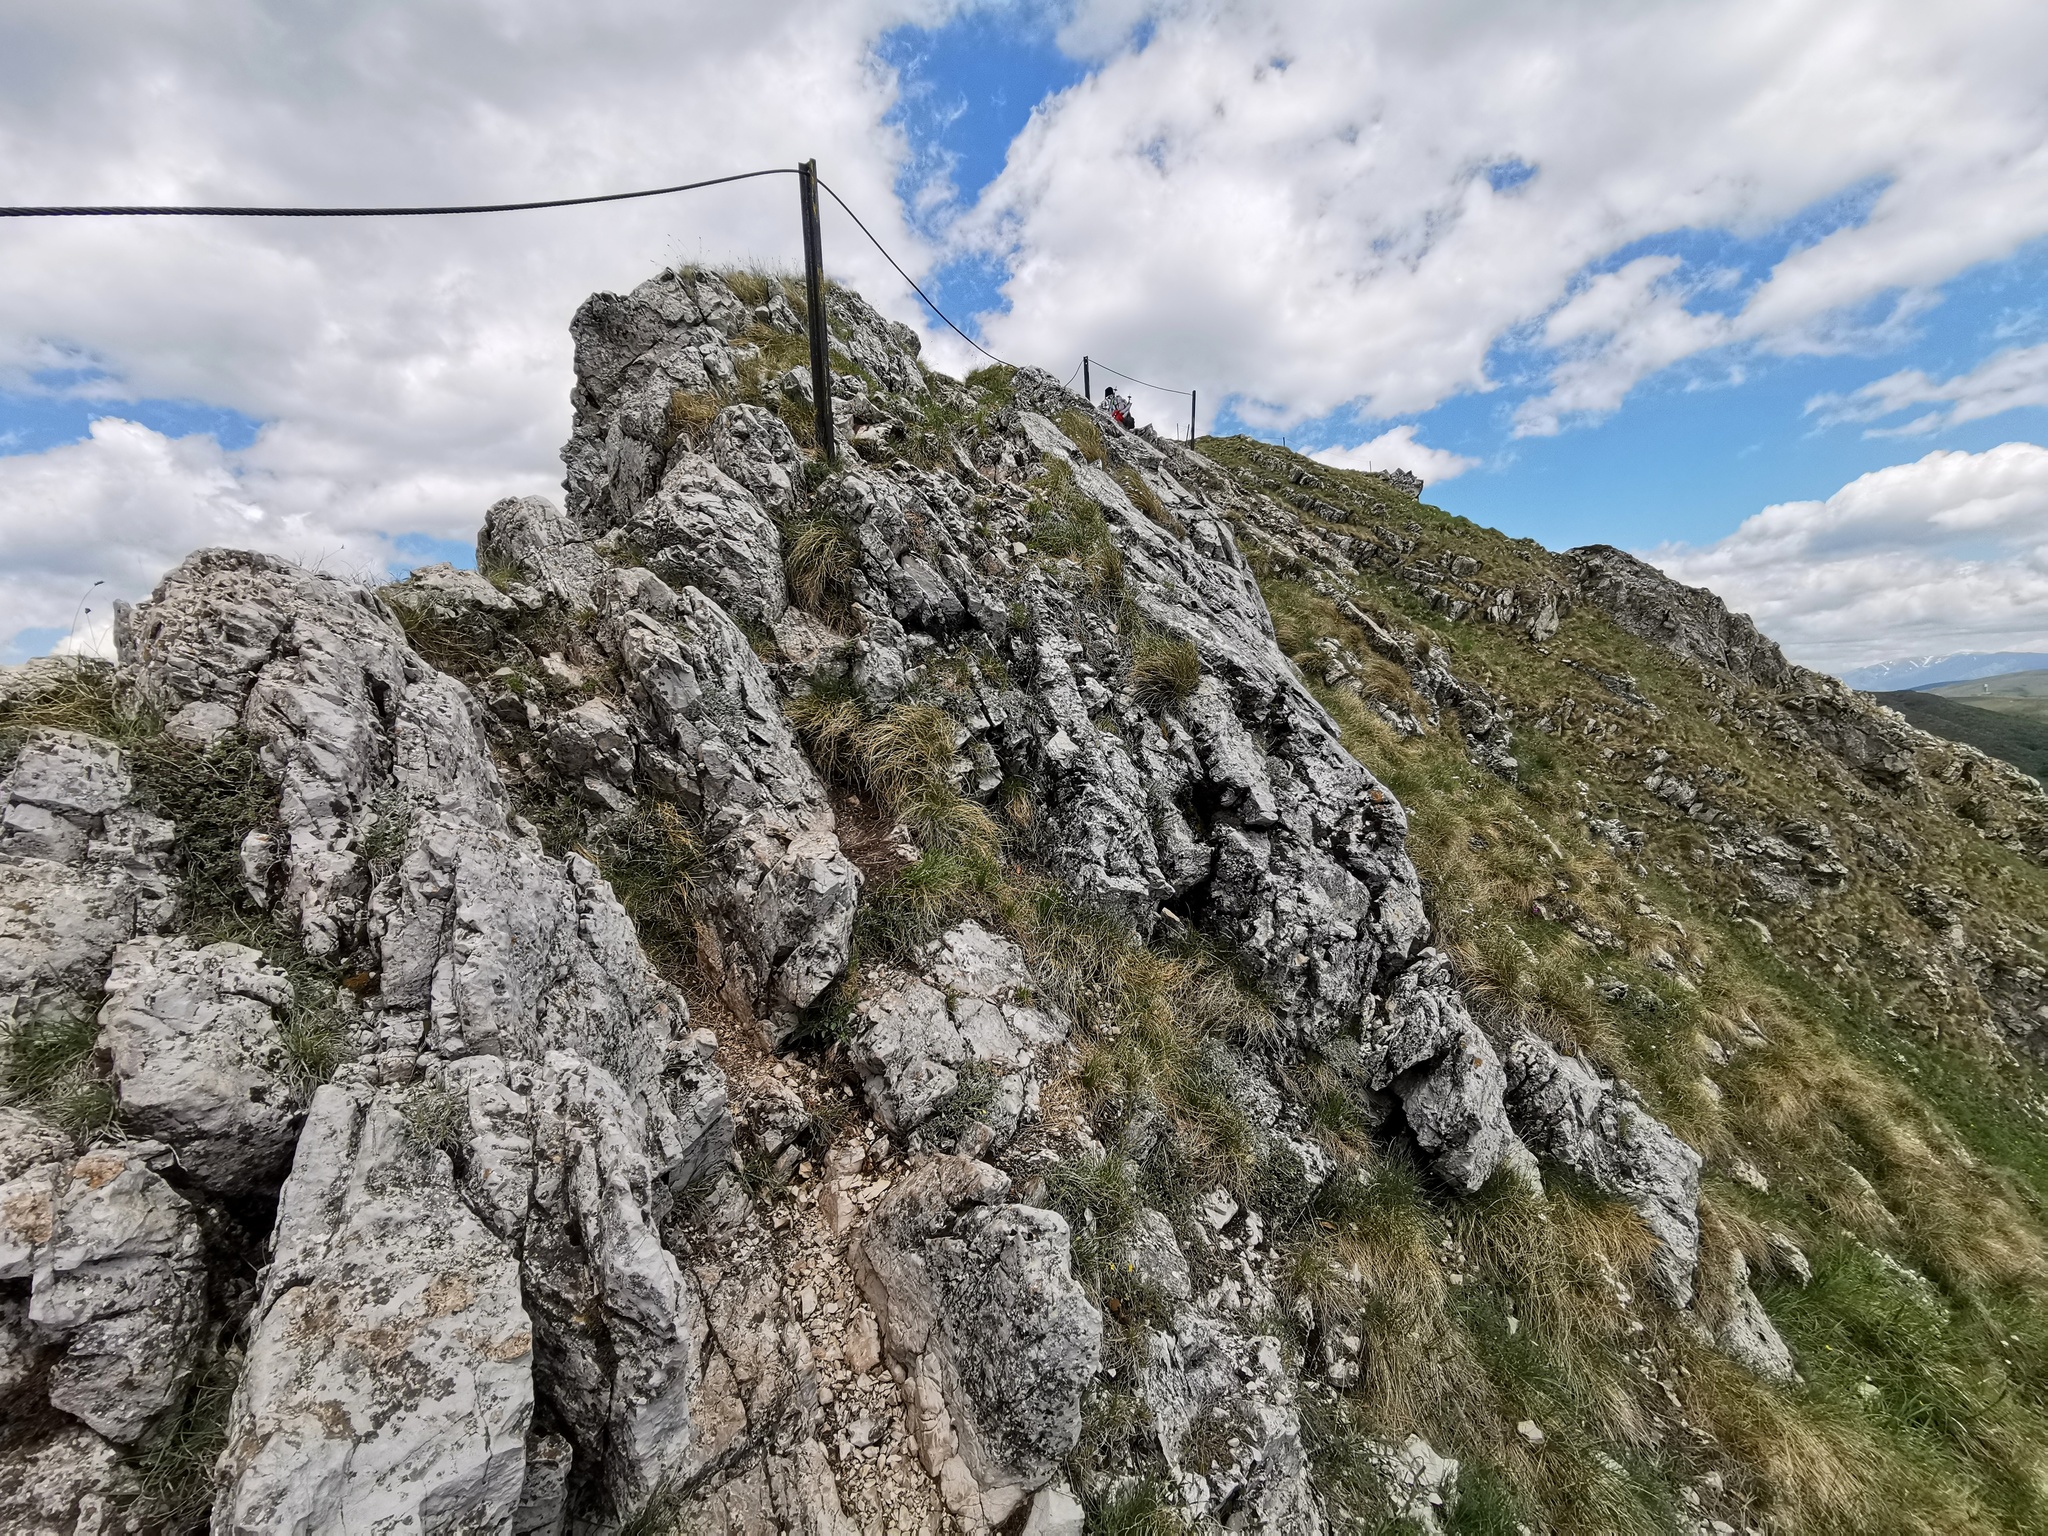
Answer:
1127;630;1201;709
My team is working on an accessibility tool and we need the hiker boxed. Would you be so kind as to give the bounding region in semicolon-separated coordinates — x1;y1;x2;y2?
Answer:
1101;385;1134;428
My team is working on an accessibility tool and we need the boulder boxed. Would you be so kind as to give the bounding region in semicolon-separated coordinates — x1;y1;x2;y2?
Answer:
853;1156;1100;1528
30;1145;208;1445
215;1085;533;1534
95;937;300;1196
847;922;1066;1146
1364;951;1519;1192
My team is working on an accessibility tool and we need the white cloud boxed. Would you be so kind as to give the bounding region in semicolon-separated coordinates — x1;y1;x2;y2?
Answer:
1808;340;2048;435
967;0;2048;434
1649;441;2048;670
1312;425;1475;485
0;0;956;653
0;416;487;656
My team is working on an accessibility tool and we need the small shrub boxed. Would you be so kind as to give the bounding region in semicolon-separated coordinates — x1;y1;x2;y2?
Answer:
785;674;869;781
783;518;858;625
666;388;722;451
583;800;706;972
857;702;959;807
1128;632;1201;708
965;363;1016;409
898;781;1005;862
401;1084;468;1158
279;998;354;1097
921;1060;1002;1145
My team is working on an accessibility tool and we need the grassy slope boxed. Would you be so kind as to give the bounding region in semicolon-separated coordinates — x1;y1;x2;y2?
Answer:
1875;690;2048;780
1195;434;2048;1535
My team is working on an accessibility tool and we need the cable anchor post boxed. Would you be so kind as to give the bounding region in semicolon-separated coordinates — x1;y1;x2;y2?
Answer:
798;160;836;465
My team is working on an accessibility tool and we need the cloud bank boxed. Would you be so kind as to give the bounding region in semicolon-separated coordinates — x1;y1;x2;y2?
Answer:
967;0;2048;437
0;0;953;650
1651;441;2048;672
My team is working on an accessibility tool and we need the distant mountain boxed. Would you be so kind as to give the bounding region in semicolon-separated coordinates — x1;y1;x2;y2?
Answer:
1842;651;2048;691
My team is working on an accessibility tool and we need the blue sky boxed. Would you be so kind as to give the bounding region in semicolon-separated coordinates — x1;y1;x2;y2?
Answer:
4;0;2047;673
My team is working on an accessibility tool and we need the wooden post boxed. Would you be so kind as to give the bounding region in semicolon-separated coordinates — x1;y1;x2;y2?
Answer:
1083;356;1091;403
1190;389;1197;446
797;160;836;464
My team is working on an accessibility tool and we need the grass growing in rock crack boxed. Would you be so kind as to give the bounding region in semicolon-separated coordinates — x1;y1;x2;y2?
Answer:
1126;629;1201;709
132;1347;242;1532
0;1012;117;1138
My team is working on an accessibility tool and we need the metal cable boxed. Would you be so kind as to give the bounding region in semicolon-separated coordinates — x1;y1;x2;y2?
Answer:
0;166;794;218
815;177;1013;369
1090;357;1192;396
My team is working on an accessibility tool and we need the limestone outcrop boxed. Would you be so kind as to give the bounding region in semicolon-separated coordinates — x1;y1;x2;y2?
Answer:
0;264;1893;1534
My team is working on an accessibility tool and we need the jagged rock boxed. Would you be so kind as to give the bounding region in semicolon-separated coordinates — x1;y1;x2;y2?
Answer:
95;937;300;1196
847;921;1065;1144
1364;951;1518;1191
0;733;132;866
1122;1207;1194;1305
0;733;175;1034
854;1156;1101;1529
519;1050;701;1518
1505;1032;1703;1305
598;576;858;1036
1139;1311;1323;1533
0;1419;134;1536
479;494;603;611
29;1145;208;1445
1707;1252;1796;1381
710;403;805;521
1568;546;1794;689
620;452;790;627
216;1084;532;1534
122;549;452;958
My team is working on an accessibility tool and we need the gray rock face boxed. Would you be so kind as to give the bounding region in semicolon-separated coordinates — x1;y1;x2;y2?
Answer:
1505;1032;1703;1305
622;452;790;628
479;494;602;611
1140;1310;1324;1534
848;921;1066;1145
16;1144;209;1446
710;403;805;522
854;1156;1101;1528
598;576;859;1036
0;732;132;867
0;1419;134;1536
1364;951;1519;1191
0;730;175;1035
216;1084;533;1535
96;938;300;1195
519;1050;701;1516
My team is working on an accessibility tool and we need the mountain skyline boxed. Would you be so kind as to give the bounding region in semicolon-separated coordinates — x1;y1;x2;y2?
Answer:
3;1;2046;673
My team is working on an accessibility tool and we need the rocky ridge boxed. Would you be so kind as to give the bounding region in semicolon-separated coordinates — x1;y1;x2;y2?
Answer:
0;266;2046;1534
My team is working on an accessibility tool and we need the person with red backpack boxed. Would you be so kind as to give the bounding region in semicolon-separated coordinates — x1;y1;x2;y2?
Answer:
1101;386;1135;429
